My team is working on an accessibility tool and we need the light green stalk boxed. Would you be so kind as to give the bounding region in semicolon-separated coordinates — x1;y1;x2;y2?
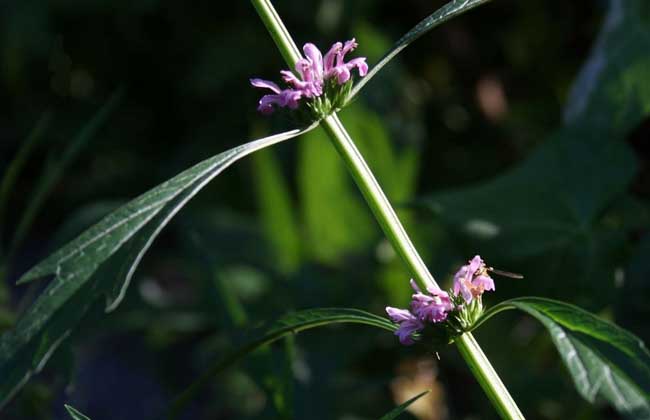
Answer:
250;0;525;418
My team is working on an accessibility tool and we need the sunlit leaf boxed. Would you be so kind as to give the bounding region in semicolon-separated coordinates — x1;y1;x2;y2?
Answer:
348;0;493;102
477;297;650;418
379;390;431;420
168;307;396;419
0;123;317;408
251;148;302;274
564;0;650;133
299;102;419;265
65;404;91;420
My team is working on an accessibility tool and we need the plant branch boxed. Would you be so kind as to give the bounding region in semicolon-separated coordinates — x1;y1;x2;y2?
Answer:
320;114;438;290
250;1;525;419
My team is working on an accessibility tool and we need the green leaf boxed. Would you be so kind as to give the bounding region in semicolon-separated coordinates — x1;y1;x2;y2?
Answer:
348;0;493;102
478;297;650;418
564;0;650;134
379;390;430;420
0;110;52;244
10;89;124;253
168;308;396;419
251;147;302;274
419;0;650;304
298;102;419;265
0;123;316;408
65;404;91;420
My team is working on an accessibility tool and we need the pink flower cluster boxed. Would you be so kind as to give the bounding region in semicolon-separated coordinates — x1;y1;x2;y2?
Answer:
251;39;368;115
453;255;495;303
386;255;495;345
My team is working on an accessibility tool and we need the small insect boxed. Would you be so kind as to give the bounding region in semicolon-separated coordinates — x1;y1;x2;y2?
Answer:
486;267;524;279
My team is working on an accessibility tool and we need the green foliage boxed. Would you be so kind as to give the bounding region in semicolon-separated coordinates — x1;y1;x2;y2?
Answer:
0;111;52;242
478;297;650;418
11;89;124;252
0;124;315;407
169;307;396;418
65;404;91;420
251;147;302;274
419;0;650;306
1;0;648;418
378;390;430;420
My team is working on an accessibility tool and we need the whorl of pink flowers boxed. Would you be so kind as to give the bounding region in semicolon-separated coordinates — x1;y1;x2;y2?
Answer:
386;255;496;346
386;280;454;346
453;255;495;304
251;39;368;115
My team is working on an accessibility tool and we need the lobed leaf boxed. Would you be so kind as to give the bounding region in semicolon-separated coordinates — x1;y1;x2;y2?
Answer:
0;123;317;408
477;297;650;418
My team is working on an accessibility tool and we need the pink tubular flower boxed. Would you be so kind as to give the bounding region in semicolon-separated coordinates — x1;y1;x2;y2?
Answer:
453;255;495;303
324;39;368;84
250;78;302;115
251;39;367;115
409;279;454;323
386;306;424;345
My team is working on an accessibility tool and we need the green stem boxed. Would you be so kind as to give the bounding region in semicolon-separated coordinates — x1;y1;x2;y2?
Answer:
250;0;302;67
320;115;437;290
251;1;525;419
457;333;525;420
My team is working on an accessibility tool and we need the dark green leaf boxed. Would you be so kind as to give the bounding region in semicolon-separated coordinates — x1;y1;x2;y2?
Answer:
0;110;52;242
348;0;493;101
65;404;91;420
11;89;124;252
379;390;430;420
168;308;396;419
0;123;316;407
478;297;650;418
564;0;650;134
419;0;650;304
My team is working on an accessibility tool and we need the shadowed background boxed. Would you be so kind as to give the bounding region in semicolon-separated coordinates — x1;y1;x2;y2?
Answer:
1;0;648;419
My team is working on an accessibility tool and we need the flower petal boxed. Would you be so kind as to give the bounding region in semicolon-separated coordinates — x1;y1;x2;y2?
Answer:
324;42;342;74
386;306;414;323
303;43;324;80
250;78;281;93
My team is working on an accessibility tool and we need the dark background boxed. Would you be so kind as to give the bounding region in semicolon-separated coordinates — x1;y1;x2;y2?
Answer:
1;0;648;419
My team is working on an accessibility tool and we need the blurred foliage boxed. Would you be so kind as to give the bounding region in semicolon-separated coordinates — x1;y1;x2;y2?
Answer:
0;0;648;419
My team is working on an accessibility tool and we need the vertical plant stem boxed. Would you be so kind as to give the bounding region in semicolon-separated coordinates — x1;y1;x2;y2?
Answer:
457;333;525;419
250;0;302;67
320;114;437;290
250;1;525;418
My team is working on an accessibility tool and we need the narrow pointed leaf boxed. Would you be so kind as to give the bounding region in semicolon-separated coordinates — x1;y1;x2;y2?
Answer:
11;89;124;252
0;123;316;408
169;308;396;419
379;390;430;420
65;404;91;420
348;0;492;102
0;110;52;236
477;297;650;418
